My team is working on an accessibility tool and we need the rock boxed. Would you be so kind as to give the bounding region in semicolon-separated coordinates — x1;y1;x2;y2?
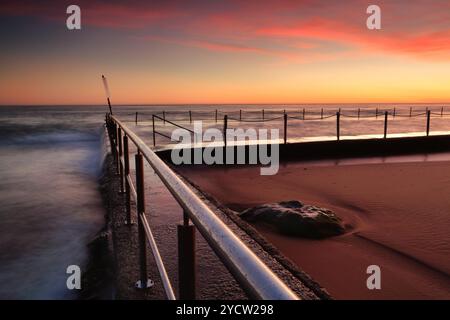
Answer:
239;200;345;238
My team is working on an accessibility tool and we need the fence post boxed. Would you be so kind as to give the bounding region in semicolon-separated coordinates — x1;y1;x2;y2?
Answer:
302;108;305;120
336;112;340;141
358;108;361;119
215;109;218;123
376;108;378;119
441;107;444;117
393;108;396;118
135;153;153;289
384;111;388;139
123;135;132;225
262;109;265;120
189;110;192;124
321;108;324;119
152;115;156;147
178;210;196;300
109;120;115;154
239;109;242;121
115;125;120;174
426;110;431;136
135;112;138;125
283;113;288;144
223;115;228;147
118;127;124;192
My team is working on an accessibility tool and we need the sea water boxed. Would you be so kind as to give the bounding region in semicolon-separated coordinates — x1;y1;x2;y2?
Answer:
0;104;449;299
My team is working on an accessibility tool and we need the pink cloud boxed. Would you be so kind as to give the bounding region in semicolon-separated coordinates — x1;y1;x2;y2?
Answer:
2;0;450;61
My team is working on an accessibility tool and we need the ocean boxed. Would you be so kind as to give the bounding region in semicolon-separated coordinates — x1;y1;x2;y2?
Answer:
0;104;449;299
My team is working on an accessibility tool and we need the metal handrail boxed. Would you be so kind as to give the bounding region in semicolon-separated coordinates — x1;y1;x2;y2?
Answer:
112;125;176;300
140;214;177;300
111;115;299;300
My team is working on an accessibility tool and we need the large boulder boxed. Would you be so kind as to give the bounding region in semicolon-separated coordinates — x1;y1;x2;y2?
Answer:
239;200;345;238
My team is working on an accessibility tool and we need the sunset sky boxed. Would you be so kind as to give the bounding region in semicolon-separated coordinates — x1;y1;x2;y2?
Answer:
1;0;449;105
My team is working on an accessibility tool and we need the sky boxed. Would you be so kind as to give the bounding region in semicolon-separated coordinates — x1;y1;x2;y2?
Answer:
0;0;449;105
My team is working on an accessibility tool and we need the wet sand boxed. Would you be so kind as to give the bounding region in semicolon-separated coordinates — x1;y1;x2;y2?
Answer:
176;160;450;299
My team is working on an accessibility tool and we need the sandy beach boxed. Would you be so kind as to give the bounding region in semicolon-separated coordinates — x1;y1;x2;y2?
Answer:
176;160;450;299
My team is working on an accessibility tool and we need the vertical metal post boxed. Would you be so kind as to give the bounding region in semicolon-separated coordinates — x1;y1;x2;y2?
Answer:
239;109;242;121
302;108;305;120
135;153;152;289
215;109;218;123
393;108;396;118
283;113;288;144
223;115;228;146
426;110;431;136
115;125;120;174
321;108;323;119
376;108;378;119
135;112;138;125
358;108;361;119
123;135;132;225
262;109;265;120
178;210;196;300
152;115;156;147
118;128;124;192
109;121;115;154
384;111;388;139
410;107;413;117
189;110;192;124
336;112;340;141
441;107;444;117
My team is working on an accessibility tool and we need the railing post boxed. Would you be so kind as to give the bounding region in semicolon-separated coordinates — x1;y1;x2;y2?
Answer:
426;110;431;136
152;115;156;147
118;127;124;192
376;107;378;119
441;107;444;117
189;110;192;124
384;111;388;139
262;109;265;120
115;125;120;174
410;107;413;117
239;109;242;121
336;112;340;141
223;115;228;146
135;153;153;289
178;210;196;300
109;120;115;154
215;109;218;123
321;108;323;119
393;108;396;118
123;135;132;225
283;113;287;144
302;108;305;120
358;108;360;119
135;112;138;125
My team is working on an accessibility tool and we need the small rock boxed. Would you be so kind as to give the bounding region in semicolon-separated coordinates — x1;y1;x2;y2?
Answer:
239;200;345;238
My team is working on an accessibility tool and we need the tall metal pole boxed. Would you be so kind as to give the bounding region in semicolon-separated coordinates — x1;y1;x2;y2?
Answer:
102;75;113;115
